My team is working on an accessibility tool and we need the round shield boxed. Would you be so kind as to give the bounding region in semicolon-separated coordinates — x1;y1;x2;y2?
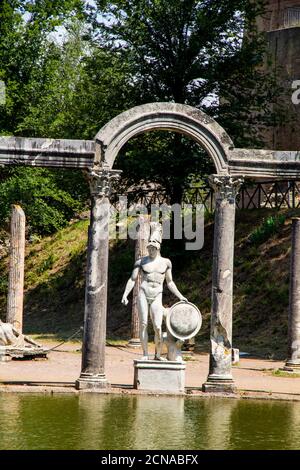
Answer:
166;301;202;341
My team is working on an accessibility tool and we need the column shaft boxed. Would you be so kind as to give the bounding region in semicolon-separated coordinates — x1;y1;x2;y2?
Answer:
76;168;120;390
6;205;26;332
284;218;300;371
203;175;243;393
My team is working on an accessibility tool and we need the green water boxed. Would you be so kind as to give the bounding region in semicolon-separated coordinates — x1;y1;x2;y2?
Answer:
0;394;299;450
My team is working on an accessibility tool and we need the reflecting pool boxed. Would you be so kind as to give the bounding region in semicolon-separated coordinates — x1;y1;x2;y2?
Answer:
0;394;299;450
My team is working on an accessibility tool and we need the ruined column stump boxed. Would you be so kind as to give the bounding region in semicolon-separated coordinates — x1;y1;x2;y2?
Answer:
283;218;300;373
202;175;243;394
6;205;26;332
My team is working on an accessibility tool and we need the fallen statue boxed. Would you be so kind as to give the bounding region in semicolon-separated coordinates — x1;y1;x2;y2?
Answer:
0;319;47;360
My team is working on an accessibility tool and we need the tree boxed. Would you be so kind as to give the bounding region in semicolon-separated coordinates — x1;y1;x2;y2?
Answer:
0;166;86;235
0;0;86;135
0;1;136;234
0;1;91;234
87;0;280;203
0;1;284;226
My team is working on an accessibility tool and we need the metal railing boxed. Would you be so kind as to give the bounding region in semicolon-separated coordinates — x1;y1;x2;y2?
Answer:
111;180;300;212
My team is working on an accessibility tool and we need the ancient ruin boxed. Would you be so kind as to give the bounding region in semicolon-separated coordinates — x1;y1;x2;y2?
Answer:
1;102;300;392
122;221;202;392
0;319;46;361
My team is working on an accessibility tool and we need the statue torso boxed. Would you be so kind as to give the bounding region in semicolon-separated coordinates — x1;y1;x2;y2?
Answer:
140;256;170;300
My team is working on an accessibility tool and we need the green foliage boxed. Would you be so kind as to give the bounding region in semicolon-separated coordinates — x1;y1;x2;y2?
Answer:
0;1;91;234
249;215;286;246
36;254;56;274
0;1;287;231
0;0;86;135
87;0;283;201
0;275;8;295
0;167;87;235
272;369;300;379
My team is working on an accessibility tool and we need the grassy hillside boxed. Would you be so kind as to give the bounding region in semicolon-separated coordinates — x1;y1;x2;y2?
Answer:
0;208;298;358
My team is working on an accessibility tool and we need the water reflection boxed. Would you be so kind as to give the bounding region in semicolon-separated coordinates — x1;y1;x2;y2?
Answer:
0;394;22;449
132;396;184;450
228;400;297;450
208;400;238;449
0;394;299;450
78;395;136;450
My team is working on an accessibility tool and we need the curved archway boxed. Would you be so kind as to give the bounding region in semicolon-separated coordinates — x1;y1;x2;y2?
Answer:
95;102;234;175
77;102;241;394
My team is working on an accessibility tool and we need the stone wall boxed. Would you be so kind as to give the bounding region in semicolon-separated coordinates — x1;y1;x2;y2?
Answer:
257;0;300;32
253;2;300;149
264;27;300;150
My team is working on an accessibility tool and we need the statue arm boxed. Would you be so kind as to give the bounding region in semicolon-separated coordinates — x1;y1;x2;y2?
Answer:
11;326;41;347
165;261;188;302
121;260;141;306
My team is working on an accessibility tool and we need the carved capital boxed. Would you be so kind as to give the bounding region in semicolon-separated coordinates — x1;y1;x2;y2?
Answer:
208;175;244;202
87;167;122;198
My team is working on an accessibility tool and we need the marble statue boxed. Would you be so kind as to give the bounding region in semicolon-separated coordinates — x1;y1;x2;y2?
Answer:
0;319;41;349
121;222;188;360
164;301;202;362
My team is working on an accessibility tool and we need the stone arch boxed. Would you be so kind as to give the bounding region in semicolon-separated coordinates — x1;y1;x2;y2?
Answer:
94;102;234;175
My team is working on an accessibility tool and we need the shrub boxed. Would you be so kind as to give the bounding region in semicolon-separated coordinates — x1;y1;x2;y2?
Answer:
0;167;89;236
248;215;285;245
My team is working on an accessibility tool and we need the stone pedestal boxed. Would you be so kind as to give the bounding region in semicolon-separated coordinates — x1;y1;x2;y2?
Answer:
283;362;300;372
128;338;142;348
0;347;48;361
134;360;186;393
202;375;237;393
75;372;109;390
202;175;243;394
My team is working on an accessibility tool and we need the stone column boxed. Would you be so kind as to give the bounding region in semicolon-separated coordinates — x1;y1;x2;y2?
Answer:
284;218;300;372
202;175;243;393
128;215;150;347
6;205;26;332
76;167;121;390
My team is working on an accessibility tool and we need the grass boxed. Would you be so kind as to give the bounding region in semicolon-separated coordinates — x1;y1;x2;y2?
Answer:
182;355;195;362
248;214;286;245
272;369;300;378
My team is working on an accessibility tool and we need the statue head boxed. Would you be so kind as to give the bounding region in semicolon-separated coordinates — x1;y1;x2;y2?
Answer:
147;243;159;259
147;222;162;258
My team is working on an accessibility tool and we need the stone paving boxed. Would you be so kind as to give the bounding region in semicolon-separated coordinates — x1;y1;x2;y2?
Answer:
1;342;300;400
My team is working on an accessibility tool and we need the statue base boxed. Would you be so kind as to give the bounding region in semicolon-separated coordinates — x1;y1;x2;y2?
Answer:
0;346;48;361
282;361;300;373
75;373;110;390
127;338;142;348
133;359;186;393
202;375;237;394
